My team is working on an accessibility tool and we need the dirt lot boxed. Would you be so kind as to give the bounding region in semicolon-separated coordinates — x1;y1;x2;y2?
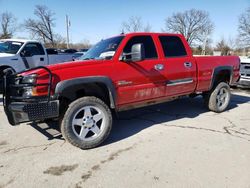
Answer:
0;89;250;188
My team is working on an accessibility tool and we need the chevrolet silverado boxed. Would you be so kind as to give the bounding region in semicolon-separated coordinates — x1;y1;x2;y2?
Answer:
2;33;240;149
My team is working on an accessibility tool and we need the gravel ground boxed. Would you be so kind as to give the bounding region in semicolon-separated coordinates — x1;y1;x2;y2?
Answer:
0;89;250;188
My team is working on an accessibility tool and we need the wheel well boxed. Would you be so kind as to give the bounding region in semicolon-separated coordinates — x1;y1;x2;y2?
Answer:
75;83;110;105
213;69;231;87
0;66;13;76
58;82;111;110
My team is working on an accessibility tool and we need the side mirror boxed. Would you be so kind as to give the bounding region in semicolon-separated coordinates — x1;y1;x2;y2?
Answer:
121;43;145;62
131;43;145;62
20;50;31;57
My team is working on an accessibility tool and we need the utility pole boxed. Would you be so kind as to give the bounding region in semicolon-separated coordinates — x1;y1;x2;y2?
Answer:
66;15;70;49
202;30;208;55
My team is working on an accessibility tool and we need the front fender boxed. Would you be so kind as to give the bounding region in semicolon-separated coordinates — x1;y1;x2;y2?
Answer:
55;76;116;109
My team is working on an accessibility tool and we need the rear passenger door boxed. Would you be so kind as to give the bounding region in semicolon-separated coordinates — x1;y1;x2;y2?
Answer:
115;35;166;105
158;36;197;97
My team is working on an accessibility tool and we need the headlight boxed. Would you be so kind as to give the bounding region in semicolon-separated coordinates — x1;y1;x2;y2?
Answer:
21;74;38;97
22;87;35;97
21;74;37;84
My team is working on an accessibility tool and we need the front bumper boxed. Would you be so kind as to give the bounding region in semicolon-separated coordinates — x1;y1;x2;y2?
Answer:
237;77;250;87
3;66;59;125
6;100;59;125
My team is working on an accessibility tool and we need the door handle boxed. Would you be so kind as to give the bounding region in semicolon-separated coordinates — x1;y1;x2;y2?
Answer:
184;62;192;68
40;57;44;61
154;64;164;71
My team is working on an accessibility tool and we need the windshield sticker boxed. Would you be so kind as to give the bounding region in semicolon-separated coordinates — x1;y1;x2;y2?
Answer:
99;51;115;58
12;42;22;46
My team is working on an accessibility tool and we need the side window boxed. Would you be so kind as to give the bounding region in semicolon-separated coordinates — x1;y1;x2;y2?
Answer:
35;43;45;55
123;36;158;59
159;36;187;58
22;43;45;56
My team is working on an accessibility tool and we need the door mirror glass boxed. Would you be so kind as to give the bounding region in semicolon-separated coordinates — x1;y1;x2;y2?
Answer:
131;43;145;62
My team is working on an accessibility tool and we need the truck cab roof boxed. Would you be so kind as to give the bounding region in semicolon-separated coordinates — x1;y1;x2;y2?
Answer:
0;39;39;44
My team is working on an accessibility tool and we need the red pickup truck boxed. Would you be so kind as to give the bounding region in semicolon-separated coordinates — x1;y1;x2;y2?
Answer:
3;33;240;149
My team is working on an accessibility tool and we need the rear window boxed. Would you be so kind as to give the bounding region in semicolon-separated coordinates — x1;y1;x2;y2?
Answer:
159;36;187;58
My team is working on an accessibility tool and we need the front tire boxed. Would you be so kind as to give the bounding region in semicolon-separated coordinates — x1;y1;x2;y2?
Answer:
0;70;4;94
61;97;112;149
204;82;231;112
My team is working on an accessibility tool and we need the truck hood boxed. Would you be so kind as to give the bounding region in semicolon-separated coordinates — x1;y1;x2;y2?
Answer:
22;59;106;76
0;53;15;57
0;53;15;66
46;59;105;71
241;58;250;64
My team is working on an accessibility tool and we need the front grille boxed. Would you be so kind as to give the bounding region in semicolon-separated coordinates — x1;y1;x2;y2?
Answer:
240;63;250;78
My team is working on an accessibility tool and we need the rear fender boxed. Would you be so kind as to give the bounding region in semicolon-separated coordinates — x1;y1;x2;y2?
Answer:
210;66;233;90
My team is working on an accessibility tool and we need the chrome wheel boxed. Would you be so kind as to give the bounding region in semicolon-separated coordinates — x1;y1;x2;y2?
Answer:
72;106;106;141
205;82;231;113
216;87;229;109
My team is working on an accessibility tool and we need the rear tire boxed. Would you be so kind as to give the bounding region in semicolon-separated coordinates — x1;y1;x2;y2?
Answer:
204;82;231;112
60;96;112;149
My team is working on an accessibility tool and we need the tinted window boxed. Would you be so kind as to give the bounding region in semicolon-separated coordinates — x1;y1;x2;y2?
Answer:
22;43;45;56
159;36;187;57
123;36;158;59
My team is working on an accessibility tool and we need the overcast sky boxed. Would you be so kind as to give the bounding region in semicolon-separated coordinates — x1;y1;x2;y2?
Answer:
0;0;250;46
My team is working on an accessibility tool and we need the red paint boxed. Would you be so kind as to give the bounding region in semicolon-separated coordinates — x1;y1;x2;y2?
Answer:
23;33;240;110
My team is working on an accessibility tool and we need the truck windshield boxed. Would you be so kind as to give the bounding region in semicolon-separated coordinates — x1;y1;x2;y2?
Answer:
80;36;124;60
0;41;24;54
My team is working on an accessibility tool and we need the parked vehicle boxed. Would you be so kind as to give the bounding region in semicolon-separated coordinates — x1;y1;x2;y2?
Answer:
238;57;250;87
2;33;240;149
59;48;78;54
79;48;89;53
72;49;89;60
0;39;75;93
72;51;86;61
46;48;58;55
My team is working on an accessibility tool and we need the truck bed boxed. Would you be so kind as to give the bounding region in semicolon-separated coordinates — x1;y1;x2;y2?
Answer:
194;56;240;91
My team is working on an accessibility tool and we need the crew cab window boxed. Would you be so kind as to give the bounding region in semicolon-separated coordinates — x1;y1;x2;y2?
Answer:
159;36;187;58
123;36;158;59
22;43;45;56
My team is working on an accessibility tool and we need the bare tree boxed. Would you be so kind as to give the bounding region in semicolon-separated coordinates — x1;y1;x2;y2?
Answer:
0;12;16;39
164;9;214;46
24;5;56;46
238;7;250;46
71;39;92;50
227;36;238;51
121;16;152;33
215;38;231;55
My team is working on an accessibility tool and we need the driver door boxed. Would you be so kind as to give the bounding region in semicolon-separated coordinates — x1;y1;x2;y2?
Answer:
114;35;166;106
21;43;47;69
